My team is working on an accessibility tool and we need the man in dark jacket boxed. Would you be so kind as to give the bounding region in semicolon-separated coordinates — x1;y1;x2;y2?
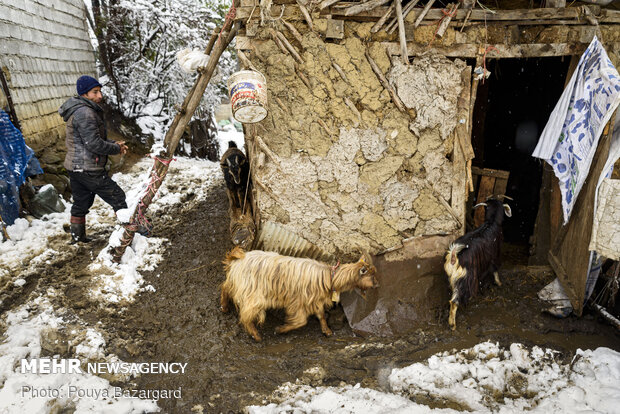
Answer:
59;75;128;243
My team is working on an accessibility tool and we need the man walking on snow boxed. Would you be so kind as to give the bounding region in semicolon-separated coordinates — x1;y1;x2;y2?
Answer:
59;75;128;243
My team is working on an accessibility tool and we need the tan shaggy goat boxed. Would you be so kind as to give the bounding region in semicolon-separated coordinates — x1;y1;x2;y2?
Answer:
221;247;379;341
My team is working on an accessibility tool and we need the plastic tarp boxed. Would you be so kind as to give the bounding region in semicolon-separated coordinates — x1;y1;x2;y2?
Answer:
0;109;43;225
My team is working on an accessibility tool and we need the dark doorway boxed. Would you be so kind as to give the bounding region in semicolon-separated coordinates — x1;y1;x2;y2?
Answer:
470;57;570;244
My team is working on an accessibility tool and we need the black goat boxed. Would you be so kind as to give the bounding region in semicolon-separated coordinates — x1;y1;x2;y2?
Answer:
220;141;249;211
444;198;512;330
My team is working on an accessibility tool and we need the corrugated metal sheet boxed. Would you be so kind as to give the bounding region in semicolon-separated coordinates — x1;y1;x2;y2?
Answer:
255;221;333;262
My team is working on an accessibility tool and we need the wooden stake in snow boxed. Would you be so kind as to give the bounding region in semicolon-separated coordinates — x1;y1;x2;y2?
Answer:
112;8;239;263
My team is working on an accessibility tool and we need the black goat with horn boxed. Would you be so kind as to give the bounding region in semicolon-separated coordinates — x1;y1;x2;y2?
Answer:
444;197;512;330
220;141;250;211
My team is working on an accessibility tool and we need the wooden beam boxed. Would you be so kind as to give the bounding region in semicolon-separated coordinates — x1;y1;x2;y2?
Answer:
343;0;391;16
236;4;620;23
549;110;616;316
471;166;509;179
383;42;591;58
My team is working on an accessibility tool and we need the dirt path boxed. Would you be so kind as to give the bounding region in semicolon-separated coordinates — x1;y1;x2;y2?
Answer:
3;170;617;413
83;183;620;413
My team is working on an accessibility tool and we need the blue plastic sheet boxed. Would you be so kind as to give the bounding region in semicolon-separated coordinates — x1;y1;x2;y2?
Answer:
0;109;43;225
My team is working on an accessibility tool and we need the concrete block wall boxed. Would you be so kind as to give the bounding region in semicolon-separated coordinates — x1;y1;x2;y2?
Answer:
0;0;96;170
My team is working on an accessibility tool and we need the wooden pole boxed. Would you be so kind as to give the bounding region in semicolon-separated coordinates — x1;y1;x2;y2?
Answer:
365;49;406;113
112;14;238;263
413;0;435;29
395;0;408;65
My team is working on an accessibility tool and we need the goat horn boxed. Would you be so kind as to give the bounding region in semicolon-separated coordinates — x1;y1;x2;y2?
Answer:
473;203;487;209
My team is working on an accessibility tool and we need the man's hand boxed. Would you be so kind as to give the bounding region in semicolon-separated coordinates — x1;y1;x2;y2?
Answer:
117;141;128;155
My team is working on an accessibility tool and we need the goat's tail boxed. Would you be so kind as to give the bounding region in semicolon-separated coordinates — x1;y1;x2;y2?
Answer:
446;243;466;265
445;243;468;289
228;141;237;149
223;246;245;269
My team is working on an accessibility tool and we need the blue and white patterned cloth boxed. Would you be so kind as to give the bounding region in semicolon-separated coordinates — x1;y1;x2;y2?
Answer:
533;36;620;224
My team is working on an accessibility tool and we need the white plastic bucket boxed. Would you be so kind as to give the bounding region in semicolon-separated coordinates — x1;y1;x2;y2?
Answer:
227;70;268;123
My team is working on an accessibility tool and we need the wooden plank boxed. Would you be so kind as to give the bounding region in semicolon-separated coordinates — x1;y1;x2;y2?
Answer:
383;42;590;58
324;4;603;21
343;0;391;16
451;65;472;236
474;176;495;227
550;112;615;316
530;54;579;266
529;164;553;266
236;4;620;23
471;166;509;179
493;178;508;196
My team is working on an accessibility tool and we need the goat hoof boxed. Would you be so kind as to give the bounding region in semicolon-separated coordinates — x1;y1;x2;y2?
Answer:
220;305;229;313
323;329;333;337
450;324;456;331
252;335;262;342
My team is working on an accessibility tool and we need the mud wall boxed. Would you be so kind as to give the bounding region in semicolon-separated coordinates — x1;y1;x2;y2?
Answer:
0;0;96;189
244;26;466;257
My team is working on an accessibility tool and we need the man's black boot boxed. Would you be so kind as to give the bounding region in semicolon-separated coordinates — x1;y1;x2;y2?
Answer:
70;217;92;244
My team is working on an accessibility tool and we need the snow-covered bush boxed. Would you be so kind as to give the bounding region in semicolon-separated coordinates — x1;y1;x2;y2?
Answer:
86;0;236;137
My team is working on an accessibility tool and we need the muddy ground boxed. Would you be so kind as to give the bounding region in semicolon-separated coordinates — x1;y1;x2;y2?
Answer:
7;179;620;413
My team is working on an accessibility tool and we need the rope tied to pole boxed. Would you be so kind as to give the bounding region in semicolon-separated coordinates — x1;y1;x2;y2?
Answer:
217;3;237;46
118;155;174;249
429;5;459;47
481;45;498;84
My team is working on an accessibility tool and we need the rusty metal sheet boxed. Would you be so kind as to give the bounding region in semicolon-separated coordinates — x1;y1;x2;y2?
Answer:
341;235;453;336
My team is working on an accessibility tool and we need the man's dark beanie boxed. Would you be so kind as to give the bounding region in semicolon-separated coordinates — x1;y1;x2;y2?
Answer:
76;75;102;96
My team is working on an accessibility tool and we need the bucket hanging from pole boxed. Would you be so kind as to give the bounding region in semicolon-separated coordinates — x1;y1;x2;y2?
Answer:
227;70;268;123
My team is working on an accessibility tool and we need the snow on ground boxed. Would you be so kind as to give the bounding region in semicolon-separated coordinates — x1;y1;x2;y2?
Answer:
0;210;70;282
218;124;245;150
88;156;221;303
248;342;620;414
0;295;159;413
0;128;243;413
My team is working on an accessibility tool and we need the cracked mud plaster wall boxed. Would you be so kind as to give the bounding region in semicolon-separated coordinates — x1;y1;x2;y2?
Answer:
247;25;465;256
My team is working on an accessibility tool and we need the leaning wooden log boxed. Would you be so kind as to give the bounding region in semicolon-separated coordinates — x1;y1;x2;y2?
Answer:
274;96;288;111
590;302;620;331
460;8;473;32
238;50;258;71
281;19;304;44
436;3;459;38
112;18;238;263
413;0;435;29
319;0;340;10
343;0;391;17
275;30;304;64
317;118;334;135
365;49;406;113
395;0;408;65
344;97;362;125
332;62;349;82
386;0;418;34
371;4;394;33
296;66;312;88
296;0;314;30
